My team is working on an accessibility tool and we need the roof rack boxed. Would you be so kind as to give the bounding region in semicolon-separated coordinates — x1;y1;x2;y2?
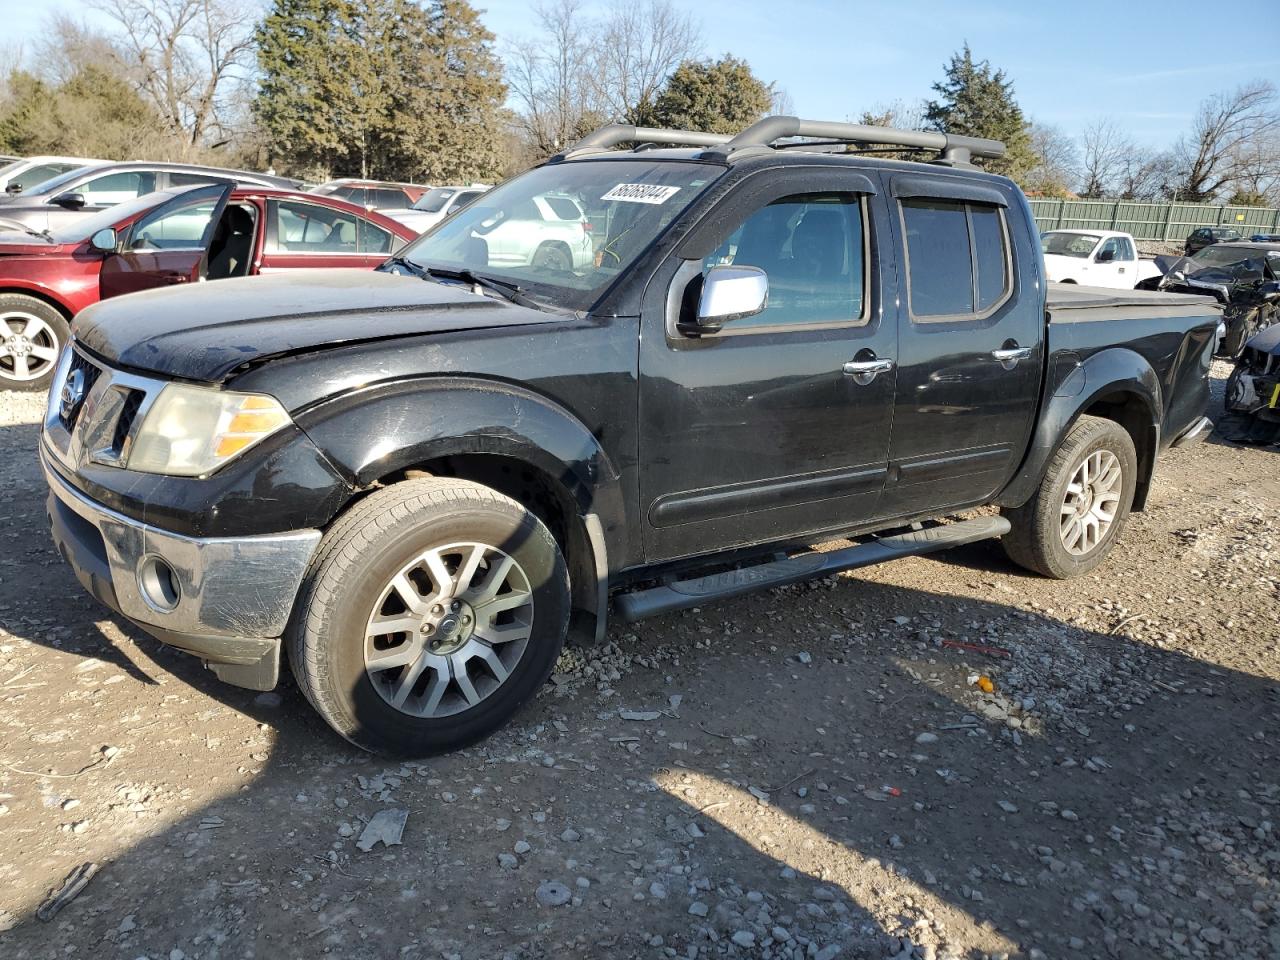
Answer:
552;115;1005;167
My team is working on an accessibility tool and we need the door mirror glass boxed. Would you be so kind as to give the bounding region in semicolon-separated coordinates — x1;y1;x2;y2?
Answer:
695;265;769;331
53;192;86;210
4;182;21;194
89;228;117;253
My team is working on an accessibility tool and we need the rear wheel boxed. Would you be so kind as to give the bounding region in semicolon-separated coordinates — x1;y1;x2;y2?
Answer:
1002;415;1137;579
288;477;570;755
0;294;68;392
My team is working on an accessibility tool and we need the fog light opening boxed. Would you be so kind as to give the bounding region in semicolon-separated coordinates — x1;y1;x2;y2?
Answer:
138;556;181;612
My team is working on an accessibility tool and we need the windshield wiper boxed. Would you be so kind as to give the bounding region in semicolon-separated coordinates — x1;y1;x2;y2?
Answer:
423;266;545;311
381;255;426;277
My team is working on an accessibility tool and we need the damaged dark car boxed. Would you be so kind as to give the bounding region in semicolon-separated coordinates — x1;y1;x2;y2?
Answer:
1225;325;1280;444
1138;241;1280;357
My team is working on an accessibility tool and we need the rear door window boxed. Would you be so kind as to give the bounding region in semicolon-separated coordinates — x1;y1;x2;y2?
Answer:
79;171;157;206
901;198;1009;320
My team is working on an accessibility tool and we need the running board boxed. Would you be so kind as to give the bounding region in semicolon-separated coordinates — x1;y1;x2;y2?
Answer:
614;515;1010;623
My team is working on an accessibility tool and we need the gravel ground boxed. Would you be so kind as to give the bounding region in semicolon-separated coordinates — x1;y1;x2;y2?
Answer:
0;364;1276;960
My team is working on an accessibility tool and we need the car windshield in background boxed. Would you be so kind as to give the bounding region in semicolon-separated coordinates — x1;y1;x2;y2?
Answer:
399;160;721;310
1041;232;1099;258
47;190;178;243
1190;245;1274;270
413;188;458;213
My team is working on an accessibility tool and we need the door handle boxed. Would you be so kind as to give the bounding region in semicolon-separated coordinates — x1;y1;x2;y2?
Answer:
842;356;895;384
159;273;190;285
991;343;1031;370
991;346;1031;362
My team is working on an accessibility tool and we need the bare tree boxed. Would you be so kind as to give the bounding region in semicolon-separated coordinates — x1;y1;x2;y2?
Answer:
507;0;702;159
1115;146;1173;200
769;86;795;117
1077;118;1130;197
596;0;701;124
91;0;256;149
505;0;607;158
1171;80;1280;201
1025;122;1078;197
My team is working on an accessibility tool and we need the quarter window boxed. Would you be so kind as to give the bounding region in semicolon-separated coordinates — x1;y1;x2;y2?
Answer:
702;193;865;330
902;198;1009;319
80;171;156;206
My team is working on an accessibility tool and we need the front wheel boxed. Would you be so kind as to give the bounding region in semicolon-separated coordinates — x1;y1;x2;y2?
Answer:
1001;415;1137;579
288;477;570;755
0;294;69;392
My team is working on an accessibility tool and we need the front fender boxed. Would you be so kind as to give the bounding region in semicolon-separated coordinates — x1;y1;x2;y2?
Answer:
295;374;627;553
996;347;1161;510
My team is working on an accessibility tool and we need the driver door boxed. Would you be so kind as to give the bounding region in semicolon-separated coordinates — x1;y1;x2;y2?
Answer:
99;183;231;300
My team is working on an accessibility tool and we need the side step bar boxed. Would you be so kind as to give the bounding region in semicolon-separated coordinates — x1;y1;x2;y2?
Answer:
614;515;1010;623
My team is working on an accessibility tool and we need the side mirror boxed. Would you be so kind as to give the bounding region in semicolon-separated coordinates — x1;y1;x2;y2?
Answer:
52;192;86;210
89;228;117;253
1096;249;1115;263
4;183;21;194
680;265;769;336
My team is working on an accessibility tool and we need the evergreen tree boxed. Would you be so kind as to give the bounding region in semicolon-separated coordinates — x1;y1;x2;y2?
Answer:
252;0;505;182
923;44;1035;182
637;56;772;135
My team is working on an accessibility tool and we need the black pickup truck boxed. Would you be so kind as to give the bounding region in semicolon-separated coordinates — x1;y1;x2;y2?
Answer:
40;117;1219;754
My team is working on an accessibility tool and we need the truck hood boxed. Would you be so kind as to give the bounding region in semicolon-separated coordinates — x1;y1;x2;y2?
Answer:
75;268;565;382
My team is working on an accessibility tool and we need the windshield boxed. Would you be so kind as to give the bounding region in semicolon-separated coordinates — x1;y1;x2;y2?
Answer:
413;188;459;213
47;189;180;243
1041;232;1100;258
0;160;22;179
1190;245;1271;269
398;159;720;310
20;165;106;198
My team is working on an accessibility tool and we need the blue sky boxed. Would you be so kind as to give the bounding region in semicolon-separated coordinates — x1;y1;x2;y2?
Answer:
2;0;1277;148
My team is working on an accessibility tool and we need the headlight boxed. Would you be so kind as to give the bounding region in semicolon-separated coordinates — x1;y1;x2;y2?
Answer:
127;384;292;477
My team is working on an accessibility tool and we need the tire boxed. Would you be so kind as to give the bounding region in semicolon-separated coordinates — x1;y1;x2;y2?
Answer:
1001;415;1138;579
0;294;69;392
532;242;572;272
288;477;570;756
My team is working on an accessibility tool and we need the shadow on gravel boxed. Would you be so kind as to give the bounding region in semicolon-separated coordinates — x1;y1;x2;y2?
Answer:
0;423;1276;958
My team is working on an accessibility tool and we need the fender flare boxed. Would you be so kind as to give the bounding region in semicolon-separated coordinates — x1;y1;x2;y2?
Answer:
296;376;626;627
997;347;1162;510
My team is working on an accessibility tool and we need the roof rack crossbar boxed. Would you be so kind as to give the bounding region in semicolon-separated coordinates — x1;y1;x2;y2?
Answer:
726;116;1005;164
551;124;734;161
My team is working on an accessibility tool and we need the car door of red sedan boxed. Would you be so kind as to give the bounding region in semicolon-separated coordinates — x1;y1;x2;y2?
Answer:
99;183;232;299
257;197;399;271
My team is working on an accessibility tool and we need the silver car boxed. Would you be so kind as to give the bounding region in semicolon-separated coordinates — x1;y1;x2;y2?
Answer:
472;194;594;271
386;185;491;235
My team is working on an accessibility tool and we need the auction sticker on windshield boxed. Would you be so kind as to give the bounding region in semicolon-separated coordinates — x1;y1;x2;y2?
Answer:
602;184;682;204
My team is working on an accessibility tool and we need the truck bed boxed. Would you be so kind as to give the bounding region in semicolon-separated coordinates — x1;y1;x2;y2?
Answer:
1046;283;1219;323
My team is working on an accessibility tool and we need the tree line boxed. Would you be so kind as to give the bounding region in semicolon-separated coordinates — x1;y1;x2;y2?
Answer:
0;0;1276;205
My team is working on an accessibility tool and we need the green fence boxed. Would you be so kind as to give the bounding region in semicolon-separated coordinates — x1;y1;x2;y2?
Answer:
1027;198;1280;243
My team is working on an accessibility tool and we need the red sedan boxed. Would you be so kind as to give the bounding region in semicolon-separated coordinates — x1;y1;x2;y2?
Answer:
0;183;418;390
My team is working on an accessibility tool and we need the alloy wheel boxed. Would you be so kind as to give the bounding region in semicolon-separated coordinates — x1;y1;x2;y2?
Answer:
364;541;534;718
0;311;60;384
1059;450;1123;556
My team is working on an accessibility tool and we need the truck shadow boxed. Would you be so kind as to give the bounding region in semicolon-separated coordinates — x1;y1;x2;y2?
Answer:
0;443;1275;958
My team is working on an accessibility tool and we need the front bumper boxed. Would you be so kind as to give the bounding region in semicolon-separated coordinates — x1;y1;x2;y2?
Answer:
42;445;321;690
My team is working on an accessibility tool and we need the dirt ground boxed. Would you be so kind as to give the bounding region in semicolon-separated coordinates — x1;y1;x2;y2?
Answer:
0;363;1276;960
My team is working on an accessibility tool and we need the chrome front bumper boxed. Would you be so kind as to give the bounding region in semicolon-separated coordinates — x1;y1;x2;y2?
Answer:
41;445;321;690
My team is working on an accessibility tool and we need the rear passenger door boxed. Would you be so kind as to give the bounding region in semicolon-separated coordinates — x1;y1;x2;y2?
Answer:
259;198;398;271
877;174;1043;520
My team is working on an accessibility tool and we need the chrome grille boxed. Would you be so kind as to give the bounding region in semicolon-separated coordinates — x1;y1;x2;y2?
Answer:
44;341;167;472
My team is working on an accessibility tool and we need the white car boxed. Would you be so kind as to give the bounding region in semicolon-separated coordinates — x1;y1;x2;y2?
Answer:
0;155;103;196
1041;229;1162;289
387;185;491;234
472;194;594;271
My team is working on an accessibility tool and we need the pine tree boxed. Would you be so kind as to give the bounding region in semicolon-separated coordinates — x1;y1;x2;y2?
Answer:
252;0;505;182
637;56;772;136
923;44;1035;182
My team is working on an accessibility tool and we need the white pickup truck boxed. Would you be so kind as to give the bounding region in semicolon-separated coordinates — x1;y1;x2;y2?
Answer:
1040;229;1163;289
